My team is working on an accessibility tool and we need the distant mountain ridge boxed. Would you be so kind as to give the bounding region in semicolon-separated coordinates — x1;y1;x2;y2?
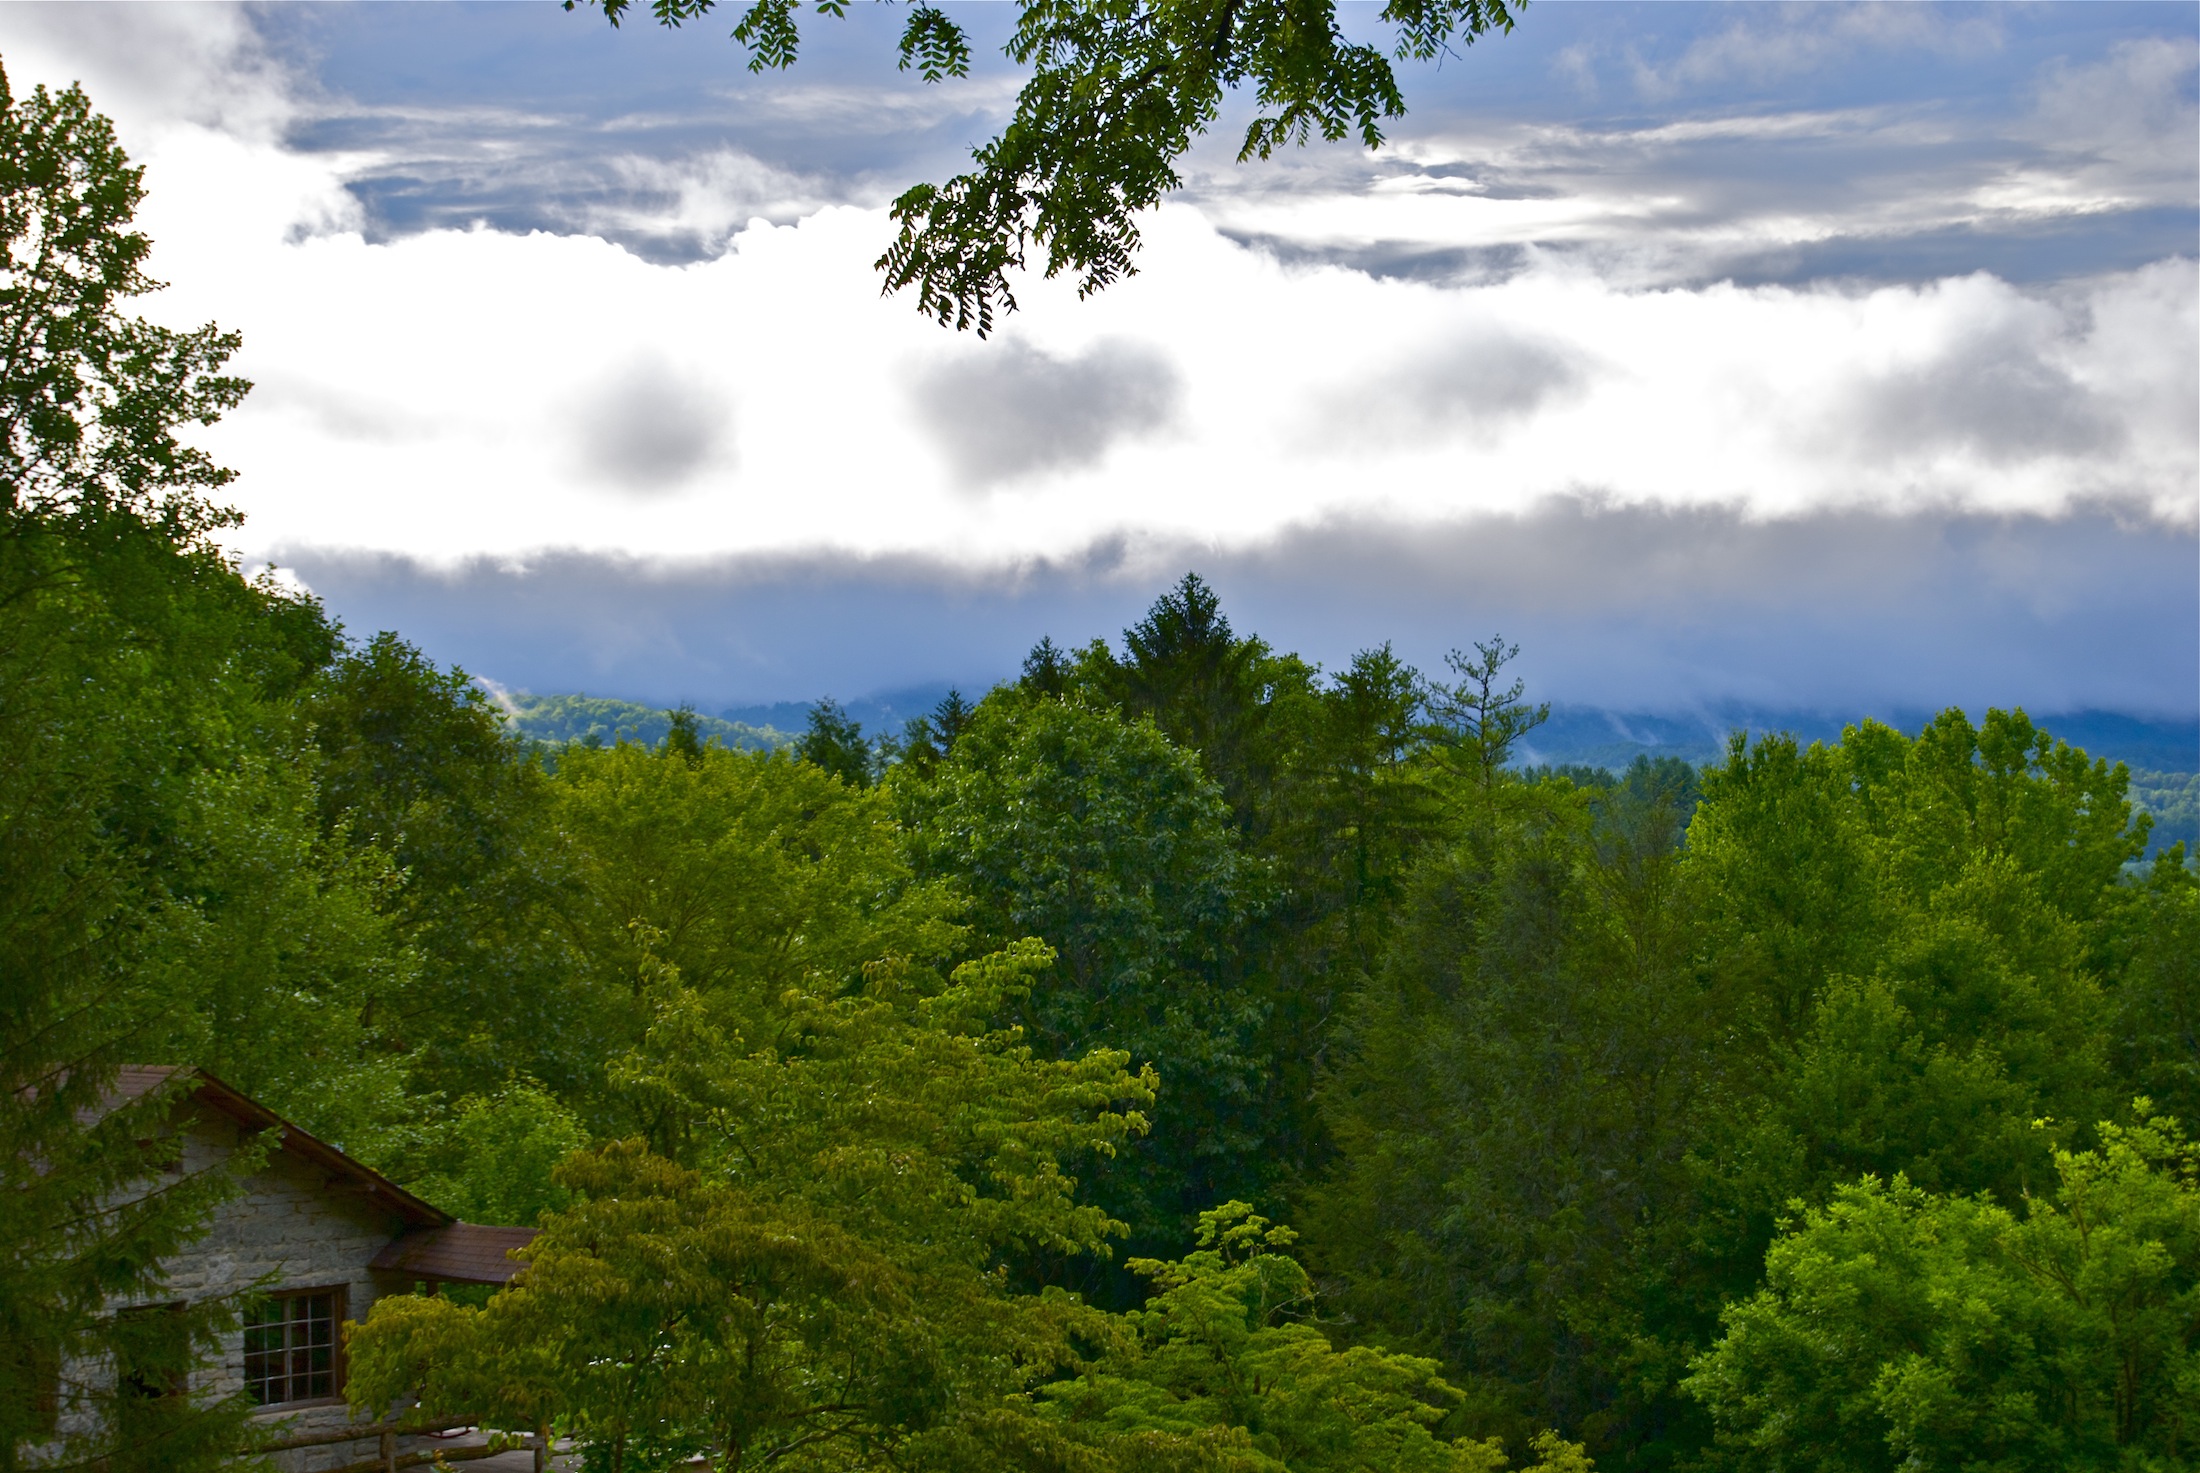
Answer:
1520;705;2199;776
494;685;2198;853
718;685;965;741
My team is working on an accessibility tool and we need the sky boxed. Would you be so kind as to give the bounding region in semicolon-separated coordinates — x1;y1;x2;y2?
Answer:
0;1;2193;720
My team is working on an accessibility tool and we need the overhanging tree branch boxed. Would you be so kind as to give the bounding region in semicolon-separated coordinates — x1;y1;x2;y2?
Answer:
568;0;1523;334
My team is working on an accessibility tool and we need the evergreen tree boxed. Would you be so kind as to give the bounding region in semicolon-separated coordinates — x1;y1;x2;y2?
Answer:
1426;635;1550;793
795;695;875;787
661;702;707;764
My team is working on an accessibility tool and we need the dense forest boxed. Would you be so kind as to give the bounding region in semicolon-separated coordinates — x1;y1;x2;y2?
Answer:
7;63;2199;1473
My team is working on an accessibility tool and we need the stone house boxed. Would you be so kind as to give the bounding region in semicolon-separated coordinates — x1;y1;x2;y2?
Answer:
86;1067;539;1472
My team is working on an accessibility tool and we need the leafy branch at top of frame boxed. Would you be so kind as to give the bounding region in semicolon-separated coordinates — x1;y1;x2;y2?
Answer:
569;0;1523;335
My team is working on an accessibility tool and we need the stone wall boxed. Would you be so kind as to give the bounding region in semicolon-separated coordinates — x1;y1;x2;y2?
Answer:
90;1108;435;1473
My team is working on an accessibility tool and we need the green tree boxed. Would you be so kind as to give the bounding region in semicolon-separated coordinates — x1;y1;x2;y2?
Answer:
0;67;246;535
1684;1113;2200;1471
1033;1202;1590;1472
794;694;876;787
301;633;580;1106
2115;847;2200;1127
138;754;421;1158
350;940;1155;1472
0;62;304;1473
1023;580;1451;1204
661;702;707;763
575;0;1525;333
549;739;961;1133
898;688;1262;1251
1687;713;2138;1310
1310;708;2155;1469
406;1081;591;1228
1309;768;1709;1458
897;688;977;781
1426;636;1549;794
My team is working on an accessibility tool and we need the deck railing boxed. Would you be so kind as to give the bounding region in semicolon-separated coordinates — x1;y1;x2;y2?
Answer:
242;1418;551;1472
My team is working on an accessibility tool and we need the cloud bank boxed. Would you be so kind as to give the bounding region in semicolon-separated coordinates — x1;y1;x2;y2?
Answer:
276;497;2196;720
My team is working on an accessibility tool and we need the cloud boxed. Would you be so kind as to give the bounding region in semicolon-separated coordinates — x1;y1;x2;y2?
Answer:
0;1;297;142
1190;20;2192;294
1835;320;2121;468
143;194;2188;565
1633;5;2005;99
910;338;1183;488
250;375;439;445
274;498;2197;720
232;6;1025;264
569;356;734;494
577;149;840;256
2033;38;2199;178
1320;324;1588;448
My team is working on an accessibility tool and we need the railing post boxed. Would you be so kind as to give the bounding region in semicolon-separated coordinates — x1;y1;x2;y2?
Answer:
379;1427;396;1473
533;1424;548;1473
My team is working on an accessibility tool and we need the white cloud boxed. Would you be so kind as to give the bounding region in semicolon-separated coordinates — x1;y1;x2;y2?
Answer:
159;187;2190;569
0;4;2189;584
0;1;296;143
580;148;848;250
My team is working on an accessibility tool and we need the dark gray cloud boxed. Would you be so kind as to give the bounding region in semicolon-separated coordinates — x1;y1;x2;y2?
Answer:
1326;329;1588;447
911;339;1182;488
571;358;731;492
276;498;2197;723
1834;328;2123;466
1223;215;2200;293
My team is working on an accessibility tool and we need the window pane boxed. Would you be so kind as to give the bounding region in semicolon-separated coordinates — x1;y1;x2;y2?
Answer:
243;1292;341;1405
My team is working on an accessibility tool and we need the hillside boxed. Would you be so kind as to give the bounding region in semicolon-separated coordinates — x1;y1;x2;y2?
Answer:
2130;768;2200;855
494;691;788;752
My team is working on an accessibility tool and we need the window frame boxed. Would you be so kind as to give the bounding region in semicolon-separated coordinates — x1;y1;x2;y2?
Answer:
241;1285;348;1408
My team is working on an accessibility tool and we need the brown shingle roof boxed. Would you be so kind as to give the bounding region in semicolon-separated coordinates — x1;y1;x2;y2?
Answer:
369;1224;538;1286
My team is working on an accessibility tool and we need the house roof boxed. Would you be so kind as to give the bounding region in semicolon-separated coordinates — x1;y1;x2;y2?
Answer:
369;1224;538;1286
117;1065;452;1231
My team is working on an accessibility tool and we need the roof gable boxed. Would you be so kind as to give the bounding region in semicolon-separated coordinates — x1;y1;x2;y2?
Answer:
119;1066;452;1230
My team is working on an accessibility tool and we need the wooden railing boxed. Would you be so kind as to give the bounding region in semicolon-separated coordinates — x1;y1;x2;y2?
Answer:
241;1419;550;1472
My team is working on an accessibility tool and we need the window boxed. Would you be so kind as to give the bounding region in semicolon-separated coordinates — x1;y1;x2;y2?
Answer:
242;1289;344;1405
116;1303;188;1402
